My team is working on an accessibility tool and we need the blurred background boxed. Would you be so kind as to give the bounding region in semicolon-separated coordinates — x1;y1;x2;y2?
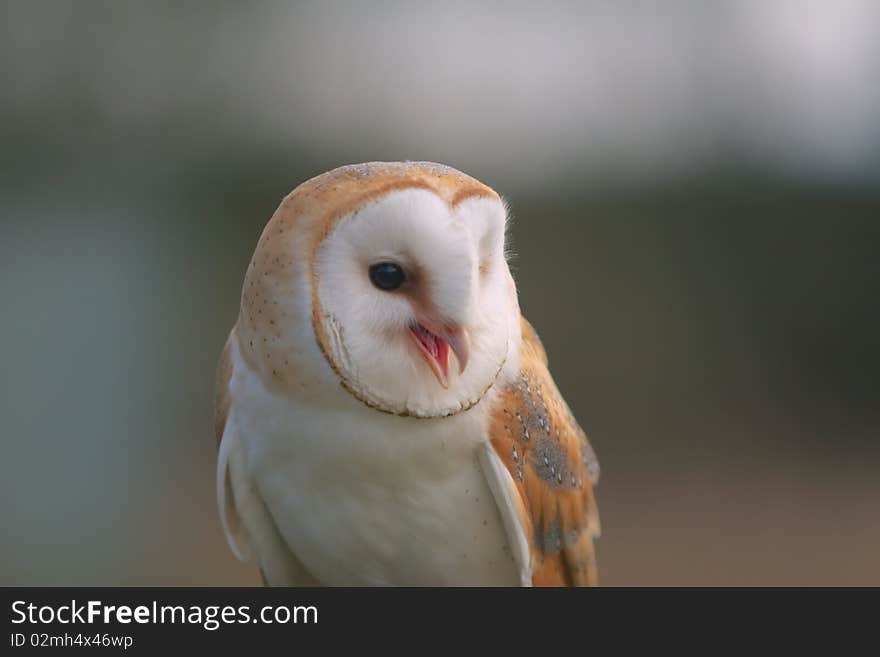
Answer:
1;1;878;586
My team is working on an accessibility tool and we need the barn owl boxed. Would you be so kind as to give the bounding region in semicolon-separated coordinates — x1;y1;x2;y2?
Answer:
215;162;600;586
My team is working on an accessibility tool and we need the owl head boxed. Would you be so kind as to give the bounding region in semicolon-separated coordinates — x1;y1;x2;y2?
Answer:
235;162;521;418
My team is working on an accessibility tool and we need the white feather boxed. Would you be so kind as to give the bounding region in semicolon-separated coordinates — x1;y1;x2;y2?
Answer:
216;419;253;562
477;442;534;587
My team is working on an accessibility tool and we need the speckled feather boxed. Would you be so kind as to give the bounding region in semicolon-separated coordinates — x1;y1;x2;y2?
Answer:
488;318;601;586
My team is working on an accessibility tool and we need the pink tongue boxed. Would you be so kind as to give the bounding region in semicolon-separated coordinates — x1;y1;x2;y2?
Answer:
417;325;448;362
432;333;449;362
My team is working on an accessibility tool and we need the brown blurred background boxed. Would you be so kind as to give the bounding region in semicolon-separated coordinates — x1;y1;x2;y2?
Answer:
1;2;878;586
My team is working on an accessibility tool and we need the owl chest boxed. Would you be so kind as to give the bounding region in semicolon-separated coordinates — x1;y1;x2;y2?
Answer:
236;388;519;586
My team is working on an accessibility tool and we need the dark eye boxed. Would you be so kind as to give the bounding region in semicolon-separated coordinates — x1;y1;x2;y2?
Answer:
369;262;406;291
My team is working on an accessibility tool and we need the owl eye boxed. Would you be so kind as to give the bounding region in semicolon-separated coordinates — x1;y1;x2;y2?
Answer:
369;262;406;291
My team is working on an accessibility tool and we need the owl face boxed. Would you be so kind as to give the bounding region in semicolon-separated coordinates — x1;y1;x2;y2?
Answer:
312;188;514;417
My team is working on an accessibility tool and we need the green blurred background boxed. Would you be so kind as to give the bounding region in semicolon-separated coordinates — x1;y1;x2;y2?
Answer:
2;2;878;585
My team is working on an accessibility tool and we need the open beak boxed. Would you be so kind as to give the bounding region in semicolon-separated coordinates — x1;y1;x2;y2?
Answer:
409;320;470;389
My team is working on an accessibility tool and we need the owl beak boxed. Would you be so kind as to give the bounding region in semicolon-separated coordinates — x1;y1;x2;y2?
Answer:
444;323;470;375
409;320;470;388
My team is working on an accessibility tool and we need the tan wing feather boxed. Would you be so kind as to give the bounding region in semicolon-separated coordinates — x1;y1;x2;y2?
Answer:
488;317;601;586
215;330;234;447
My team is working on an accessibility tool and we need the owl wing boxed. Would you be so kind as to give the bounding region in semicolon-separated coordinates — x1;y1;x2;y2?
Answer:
215;330;320;585
480;317;601;586
214;329;254;562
